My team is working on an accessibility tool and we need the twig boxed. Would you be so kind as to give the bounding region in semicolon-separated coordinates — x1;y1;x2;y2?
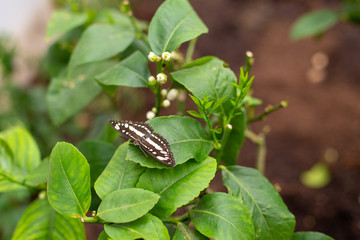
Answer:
248;100;288;123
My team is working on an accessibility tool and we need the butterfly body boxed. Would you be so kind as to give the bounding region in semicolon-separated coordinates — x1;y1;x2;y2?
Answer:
109;120;176;166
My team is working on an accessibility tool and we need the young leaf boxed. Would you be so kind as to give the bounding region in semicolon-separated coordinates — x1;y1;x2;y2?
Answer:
221;110;246;165
47;142;91;218
187;110;204;119
97;188;160;223
96;51;150;96
12;198;85;240
94;142;145;200
126;116;213;168
104;214;170;240
0;126;40;172
148;0;208;55
221;166;295;240
171;57;236;114
46;10;87;40
77;140;116;186
291;231;334;240
47;61;116;125
190;192;255;240
137;157;217;218
173;222;208;240
291;9;339;40
69;19;135;69
97;231;109;240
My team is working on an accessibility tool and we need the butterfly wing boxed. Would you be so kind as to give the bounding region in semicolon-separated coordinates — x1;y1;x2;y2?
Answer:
109;120;176;167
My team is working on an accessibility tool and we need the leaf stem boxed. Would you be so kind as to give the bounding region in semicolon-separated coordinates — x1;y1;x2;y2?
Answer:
215;123;232;163
185;38;197;64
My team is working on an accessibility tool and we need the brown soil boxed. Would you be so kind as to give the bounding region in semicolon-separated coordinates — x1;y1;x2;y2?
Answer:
130;1;360;239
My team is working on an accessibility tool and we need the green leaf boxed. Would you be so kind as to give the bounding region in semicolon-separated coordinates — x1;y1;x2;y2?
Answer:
291;231;334;240
94;142;145;200
244;96;263;107
69;20;135;69
12;198;85;240
97;188;160;223
148;0;208;55
137;157;217;218
190;192;255;240
46;10;87;40
125;116;213;168
96;51;150;96
187;110;203;119
300;162;331;189
291;9;339;40
47;142;91;218
221;166;295;240
221;110;246;165
104;214;170;240
78;140;116;186
171;57;236;115
47;61;116;125
24;157;49;187
173;222;208;240
0;126;40;172
98;231;109;240
0;138;13;173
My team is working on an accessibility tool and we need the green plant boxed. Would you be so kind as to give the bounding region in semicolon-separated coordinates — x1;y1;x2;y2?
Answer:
0;0;335;239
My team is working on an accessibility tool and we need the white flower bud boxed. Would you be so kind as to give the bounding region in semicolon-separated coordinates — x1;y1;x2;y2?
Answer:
162;51;171;61
146;111;155;120
156;73;167;84
162;99;171;108
161;89;168;97
148;52;158;62
148;75;156;85
246;51;253;58
167;88;179;101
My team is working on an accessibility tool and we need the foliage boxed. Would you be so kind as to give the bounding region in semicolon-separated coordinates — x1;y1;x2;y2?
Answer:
291;0;360;40
0;0;334;239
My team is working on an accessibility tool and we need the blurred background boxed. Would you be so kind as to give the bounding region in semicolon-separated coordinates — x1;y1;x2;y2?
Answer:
0;0;359;239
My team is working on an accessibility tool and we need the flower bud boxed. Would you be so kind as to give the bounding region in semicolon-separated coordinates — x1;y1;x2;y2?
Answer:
162;51;171;61
162;99;171;108
156;73;167;84
146;111;155;120
148;76;156;85
167;88;179;101
161;89;168;97
152;107;157;113
148;52;158;62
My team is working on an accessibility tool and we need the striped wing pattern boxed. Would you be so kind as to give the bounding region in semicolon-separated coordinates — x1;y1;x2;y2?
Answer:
109;120;175;166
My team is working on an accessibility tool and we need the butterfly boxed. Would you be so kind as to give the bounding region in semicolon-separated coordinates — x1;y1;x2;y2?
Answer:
109;120;176;166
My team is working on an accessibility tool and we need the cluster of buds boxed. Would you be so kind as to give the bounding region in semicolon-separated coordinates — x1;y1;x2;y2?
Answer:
148;51;172;63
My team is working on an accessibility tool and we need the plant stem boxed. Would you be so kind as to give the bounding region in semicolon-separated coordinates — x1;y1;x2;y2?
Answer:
245;128;268;175
185;38;197;64
248;100;288;123
215;123;232;163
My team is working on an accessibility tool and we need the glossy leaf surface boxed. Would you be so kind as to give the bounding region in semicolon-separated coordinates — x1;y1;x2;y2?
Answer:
148;0;208;55
12;198;85;240
171;57;236;114
137;157;217;218
173;222;208;240
190;192;254;240
222;166;295;240
47;142;91;218
97;188;160;223
104;214;169;240
94;142;145;200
